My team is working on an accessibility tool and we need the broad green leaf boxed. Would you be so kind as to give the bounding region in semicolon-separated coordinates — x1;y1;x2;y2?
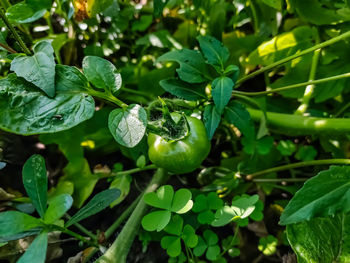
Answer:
109;174;132;207
203;229;218;246
280;166;350;225
44;194;73;224
262;0;281;10
161;236;181;257
0;229;40;243
164;215;183;236
153;0;169;17
295;145;317;161
160;78;206;101
211;76;233;113
11;41;55;97
55;65;89;91
193;236;207;257
156;49;209;83
206;245;220;261
87;0;114;17
224;101;254;138
171;188;193;214
108;104;147;148
132;15;153;32
144;185;174;210
246;26;317;66
6;2;47;24
203;104;221;140
277;140;296;156
0;74;95;135
141;210;171;232
290;0;350;25
66;189;120;227
83;56;122;96
287;213;350;263
181;225;198;248
0;211;43;237
197;35;229;70
22;154;47;218
17;231;48;263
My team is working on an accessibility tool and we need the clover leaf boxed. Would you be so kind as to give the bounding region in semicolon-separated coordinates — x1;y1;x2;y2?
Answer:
193;229;221;261
160;215;198;257
258;235;278;255
142;185;193;231
211;194;263;227
192;192;223;224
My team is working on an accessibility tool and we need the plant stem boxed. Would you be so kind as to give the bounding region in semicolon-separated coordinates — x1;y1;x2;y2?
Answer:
49;225;99;248
233;72;350;97
0;42;16;53
335;101;350;117
82;196;142;263
247;108;350;135
295;32;321;115
122;87;154;99
96;168;169;263
252;178;308;183
0;8;31;55
98;164;157;179
64;214;97;240
236;30;350;86
89;89;128;108
246;159;350;180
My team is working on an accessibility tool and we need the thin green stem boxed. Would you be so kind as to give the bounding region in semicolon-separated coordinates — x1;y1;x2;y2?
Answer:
245;159;350;180
252;178;308;183
64;214;97;240
247;108;350;135
233;72;350;97
236;30;350;86
96;168;169;263
295;32;321;115
89;89;128;108
49;225;99;248
98;164;157;179
0;8;31;55
335;101;350;117
122;87;154;99
220;225;240;256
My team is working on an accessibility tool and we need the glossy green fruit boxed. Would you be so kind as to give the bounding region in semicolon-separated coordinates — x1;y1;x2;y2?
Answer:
148;114;211;174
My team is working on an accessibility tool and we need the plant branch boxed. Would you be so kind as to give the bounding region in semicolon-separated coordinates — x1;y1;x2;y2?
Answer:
98;164;157;179
96;168;169;263
64;214;97;240
236;30;350;86
245;159;350;180
233;72;350;97
0;8;31;55
0;42;16;53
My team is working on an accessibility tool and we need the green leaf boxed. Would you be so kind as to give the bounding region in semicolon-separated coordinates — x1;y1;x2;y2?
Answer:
211;76;233;114
44;194;73;224
55;65;89;91
203;229;218;246
132;15;153;32
262;0;281;10
109;174;132;207
153;0;169;17
198;210;215;224
164;214;183;236
193;236;207;257
66;189;120;227
87;0;114;17
83;56;122;96
181;225;198;248
280;166;350;225
277;140;296;156
258;235;278;255
171;188;193;214
108;104;147;148
203;104;221;140
206;245;220;261
197;35;229;70
287;213;350;263
295;145;317;161
161;235;181;257
17;231;48;263
156;49;209;83
6;2;47;24
160;78;206;101
246;26;317;66
0;211;43;237
290;0;350;25
0;74;95;135
11;41;55;97
22;154;47;218
142;210;172;232
224;101;254;137
144;185;174;210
